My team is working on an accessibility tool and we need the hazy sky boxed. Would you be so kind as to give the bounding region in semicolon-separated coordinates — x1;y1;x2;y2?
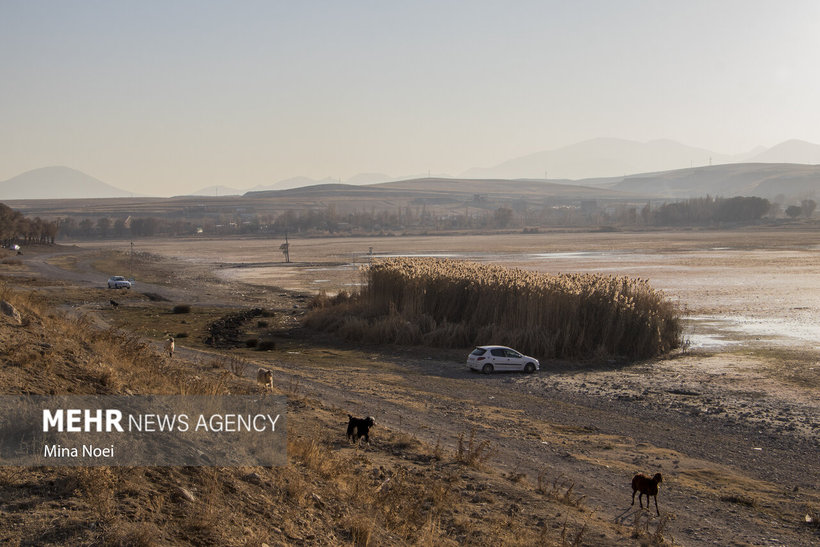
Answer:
2;1;819;196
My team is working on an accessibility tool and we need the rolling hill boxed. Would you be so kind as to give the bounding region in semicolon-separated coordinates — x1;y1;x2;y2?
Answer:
0;166;135;200
246;177;634;203
747;139;820;164
605;163;820;199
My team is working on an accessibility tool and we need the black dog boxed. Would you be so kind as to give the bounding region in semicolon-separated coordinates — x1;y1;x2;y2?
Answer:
346;414;375;443
109;299;119;310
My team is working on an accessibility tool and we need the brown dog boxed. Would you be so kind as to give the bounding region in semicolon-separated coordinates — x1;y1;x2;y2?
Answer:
631;473;663;516
256;368;273;391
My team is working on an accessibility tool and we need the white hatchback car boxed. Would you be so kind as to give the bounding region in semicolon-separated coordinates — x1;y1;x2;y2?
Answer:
107;276;132;289
467;345;540;374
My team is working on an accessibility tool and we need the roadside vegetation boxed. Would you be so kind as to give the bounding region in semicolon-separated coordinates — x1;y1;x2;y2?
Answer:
306;257;682;360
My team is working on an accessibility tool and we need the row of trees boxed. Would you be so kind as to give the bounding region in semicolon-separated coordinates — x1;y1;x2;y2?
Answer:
647;197;816;226
56;216;199;238
6;195;814;243
0;203;59;246
647;196;770;226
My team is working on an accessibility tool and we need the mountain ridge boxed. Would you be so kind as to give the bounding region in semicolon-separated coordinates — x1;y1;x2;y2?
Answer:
0;166;135;200
5;139;820;200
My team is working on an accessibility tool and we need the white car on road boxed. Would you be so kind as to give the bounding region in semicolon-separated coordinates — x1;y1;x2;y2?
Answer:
107;276;132;289
467;345;540;374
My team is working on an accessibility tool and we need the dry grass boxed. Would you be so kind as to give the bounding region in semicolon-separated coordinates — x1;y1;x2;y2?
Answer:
0;277;630;546
306;257;681;360
720;493;758;508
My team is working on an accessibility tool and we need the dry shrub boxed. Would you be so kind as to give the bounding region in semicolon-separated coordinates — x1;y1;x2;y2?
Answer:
100;520;160;547
75;467;117;520
289;437;344;479
225;355;250;377
282;376;301;399
537;469;586;508
310;290;353;309
282;472;309;506
347;514;374;547
305;258;681;360
632;510;675;545
171;304;191;314
415;514;445;547
455;428;493;469
176;372;230;395
559;519;588;547
194;468;223;526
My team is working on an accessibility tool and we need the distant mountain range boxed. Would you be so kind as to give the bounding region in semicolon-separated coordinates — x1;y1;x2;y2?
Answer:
3;139;820;200
462;138;820;180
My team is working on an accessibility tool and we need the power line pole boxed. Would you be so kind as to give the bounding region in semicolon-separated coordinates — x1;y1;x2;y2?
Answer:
280;231;290;263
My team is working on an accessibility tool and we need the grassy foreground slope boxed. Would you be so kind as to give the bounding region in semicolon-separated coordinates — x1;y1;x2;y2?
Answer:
0;278;640;546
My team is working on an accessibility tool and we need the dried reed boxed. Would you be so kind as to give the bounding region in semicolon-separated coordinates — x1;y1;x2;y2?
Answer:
306;257;681;360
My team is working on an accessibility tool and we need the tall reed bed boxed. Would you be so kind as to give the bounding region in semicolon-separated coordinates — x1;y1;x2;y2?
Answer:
306;257;681;360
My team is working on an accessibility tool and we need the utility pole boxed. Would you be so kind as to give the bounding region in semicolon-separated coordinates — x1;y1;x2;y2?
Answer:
280;231;290;263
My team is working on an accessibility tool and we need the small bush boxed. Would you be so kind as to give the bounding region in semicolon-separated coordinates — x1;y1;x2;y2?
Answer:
172;304;191;314
245;338;258;348
174;332;188;339
226;356;250;377
455;428;493;469
347;514;373;547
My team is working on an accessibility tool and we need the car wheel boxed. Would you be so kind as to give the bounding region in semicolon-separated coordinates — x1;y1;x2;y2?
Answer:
482;363;494;374
524;363;535;373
